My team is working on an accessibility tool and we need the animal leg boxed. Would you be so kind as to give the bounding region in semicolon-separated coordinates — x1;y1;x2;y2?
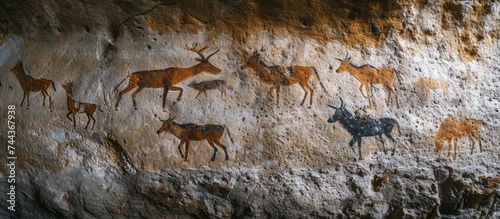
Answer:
195;91;202;99
299;84;308;106
115;84;137;110
349;138;356;147
72;113;77;128
472;133;483;153
306;84;314;106
468;135;475;155
26;92;30;107
88;114;96;129
41;90;47;107
184;141;190;161
85;114;91;129
65;112;72;121
390;86;400;108
169;86;184;102
162;87;169;111
361;83;373;108
385;133;397;155
447;140;452;157
177;141;185;158
131;86;144;110
275;86;280;105
357;136;363;160
214;140;229;160
377;135;387;154
203;90;208;98
453;138;458;160
208;141;218;161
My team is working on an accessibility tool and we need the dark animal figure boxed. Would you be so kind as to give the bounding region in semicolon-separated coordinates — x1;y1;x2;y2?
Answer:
115;44;221;111
62;82;102;129
241;51;327;106
10;61;56;108
327;98;400;160
188;79;226;98
156;116;234;161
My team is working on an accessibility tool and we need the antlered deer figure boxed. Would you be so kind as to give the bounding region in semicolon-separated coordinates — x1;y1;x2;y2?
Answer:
156;117;234;161
241;51;326;106
62;82;101;129
115;44;221;111
433;116;483;159
327;98;400;160
335;53;400;108
10;62;56;108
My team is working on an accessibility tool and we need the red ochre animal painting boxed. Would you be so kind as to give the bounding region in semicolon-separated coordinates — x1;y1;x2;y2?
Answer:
62;82;102;129
335;53;400;109
413;77;449;100
241;51;326;106
156;116;234;161
115;44;221;111
10;62;56;108
433;116;483;159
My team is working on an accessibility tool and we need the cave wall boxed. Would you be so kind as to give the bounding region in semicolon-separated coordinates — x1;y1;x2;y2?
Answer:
0;0;499;218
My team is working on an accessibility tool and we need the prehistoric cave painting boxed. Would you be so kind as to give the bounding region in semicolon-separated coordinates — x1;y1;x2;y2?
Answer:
10;61;56;108
114;44;221;111
62;82;102;129
156;116;234;162
334;53;400;109
433;116;483;160
241;51;327;106
413;77;449;100
188;79;227;99
327;98;400;160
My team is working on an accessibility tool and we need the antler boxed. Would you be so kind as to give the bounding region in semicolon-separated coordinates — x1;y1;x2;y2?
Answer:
186;43;208;60
206;49;220;60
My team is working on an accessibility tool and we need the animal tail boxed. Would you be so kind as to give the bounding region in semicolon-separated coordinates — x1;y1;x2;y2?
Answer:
114;74;131;91
51;80;57;91
310;66;327;94
224;125;235;145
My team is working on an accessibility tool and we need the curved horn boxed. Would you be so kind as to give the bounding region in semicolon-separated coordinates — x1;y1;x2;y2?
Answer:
335;58;342;61
340;98;344;108
328;105;338;109
206;49;220;60
160;119;166;122
344;52;348;60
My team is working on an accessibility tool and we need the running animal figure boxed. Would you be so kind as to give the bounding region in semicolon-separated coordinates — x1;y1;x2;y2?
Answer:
433;116;483;160
327;98;400;160
241;51;327;106
115;44;221;111
335;53;400;108
156;116;234;161
10;62;56;108
188;79;227;98
62;82;102;129
413;77;449;99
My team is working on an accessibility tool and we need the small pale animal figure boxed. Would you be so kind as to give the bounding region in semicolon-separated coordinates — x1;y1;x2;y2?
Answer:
188;80;227;98
413;77;449;99
433;116;483;159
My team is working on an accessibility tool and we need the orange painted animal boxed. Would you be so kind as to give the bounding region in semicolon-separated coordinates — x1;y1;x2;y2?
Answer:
335;53;400;108
241;51;326;106
433;116;483;159
413;77;449;99
62;82;102;129
10;61;56;108
115;44;221;111
156;116;234;161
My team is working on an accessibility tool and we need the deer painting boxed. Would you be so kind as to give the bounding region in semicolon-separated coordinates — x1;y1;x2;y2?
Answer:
62;82;102;129
10;62;56;108
156;116;234;161
413;77;449;100
335;53;400;109
187;79;227;98
115;44;221;111
433;116;483;159
241;51;326;106
327;98;400;160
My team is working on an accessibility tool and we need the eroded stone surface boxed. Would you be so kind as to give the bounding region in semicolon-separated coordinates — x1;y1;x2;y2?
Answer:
0;0;499;218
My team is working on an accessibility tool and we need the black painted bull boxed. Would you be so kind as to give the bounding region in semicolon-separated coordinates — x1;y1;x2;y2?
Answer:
327;98;400;160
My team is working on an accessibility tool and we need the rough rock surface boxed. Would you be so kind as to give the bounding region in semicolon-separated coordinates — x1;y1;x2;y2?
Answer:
0;0;499;218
